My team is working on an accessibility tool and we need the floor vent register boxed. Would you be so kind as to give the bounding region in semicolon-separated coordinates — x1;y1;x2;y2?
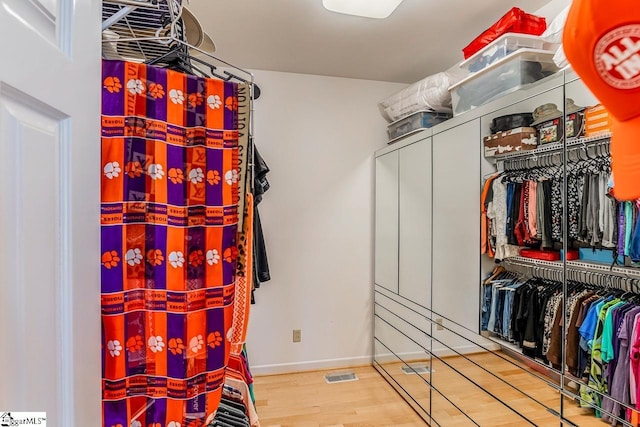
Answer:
324;371;358;384
401;364;432;375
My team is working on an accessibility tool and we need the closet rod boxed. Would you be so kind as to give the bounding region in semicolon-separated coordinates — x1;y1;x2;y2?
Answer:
500;257;640;290
495;133;611;170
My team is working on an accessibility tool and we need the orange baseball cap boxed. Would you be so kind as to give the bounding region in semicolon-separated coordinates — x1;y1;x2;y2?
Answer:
563;0;640;200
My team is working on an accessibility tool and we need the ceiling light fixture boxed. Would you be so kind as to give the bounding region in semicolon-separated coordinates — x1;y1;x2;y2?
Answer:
322;0;404;19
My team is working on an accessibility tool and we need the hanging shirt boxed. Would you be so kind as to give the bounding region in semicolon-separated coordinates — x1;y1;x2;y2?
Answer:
528;181;538;238
580;299;606;349
625;202;634;257
490;179;520;260
602;302;626;363
629;313;640;406
599;173;607;240
567;294;597;377
481;173;500;257
568;170;582;241
588;173;602;247
602;178;618;248
551;176;563;242
541;180;554;248
583;299;621;415
618;203;627;257
506;183;518;246
603;306;640;425
630;212;640;262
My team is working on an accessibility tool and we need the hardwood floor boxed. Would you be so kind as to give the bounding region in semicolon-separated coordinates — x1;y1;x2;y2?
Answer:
253;365;425;426
410;352;607;426
253;352;629;426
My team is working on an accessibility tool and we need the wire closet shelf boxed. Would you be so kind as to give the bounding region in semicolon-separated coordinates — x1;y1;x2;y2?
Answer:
101;0;254;85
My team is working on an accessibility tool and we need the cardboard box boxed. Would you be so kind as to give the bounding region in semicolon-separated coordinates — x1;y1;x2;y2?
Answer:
585;104;611;137
483;127;537;157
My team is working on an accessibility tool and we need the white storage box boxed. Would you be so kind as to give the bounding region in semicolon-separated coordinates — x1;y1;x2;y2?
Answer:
387;110;451;143
449;49;560;117
459;33;547;74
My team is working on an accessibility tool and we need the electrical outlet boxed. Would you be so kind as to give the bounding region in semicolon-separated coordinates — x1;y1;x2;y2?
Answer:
293;329;302;342
436;318;444;331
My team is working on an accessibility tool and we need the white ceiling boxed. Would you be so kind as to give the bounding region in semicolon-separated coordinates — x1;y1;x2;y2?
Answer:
187;0;554;83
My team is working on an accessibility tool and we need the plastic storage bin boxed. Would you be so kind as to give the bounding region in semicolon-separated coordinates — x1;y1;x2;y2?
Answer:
387;110;452;142
578;248;615;264
449;49;559;117
462;7;547;59
378;72;456;123
460;33;546;74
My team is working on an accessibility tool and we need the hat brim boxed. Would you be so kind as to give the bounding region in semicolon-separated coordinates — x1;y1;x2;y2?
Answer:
192;32;216;57
611;115;640;200
531;112;562;126
181;7;204;48
566;105;584;115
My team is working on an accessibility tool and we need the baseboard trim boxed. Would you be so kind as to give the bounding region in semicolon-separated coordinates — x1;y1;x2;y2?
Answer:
251;355;373;376
252;344;501;376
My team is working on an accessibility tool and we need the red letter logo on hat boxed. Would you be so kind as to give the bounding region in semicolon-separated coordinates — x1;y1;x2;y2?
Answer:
594;24;640;90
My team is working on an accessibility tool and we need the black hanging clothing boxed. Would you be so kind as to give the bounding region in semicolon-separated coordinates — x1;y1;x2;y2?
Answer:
541;180;554;249
253;211;270;284
508;183;522;246
253;144;270;203
251;144;271;297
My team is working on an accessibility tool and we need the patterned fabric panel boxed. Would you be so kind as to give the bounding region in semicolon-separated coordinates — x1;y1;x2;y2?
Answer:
101;60;240;427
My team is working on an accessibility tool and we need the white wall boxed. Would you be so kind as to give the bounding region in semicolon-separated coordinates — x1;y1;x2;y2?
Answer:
534;0;572;21
244;1;573;375
246;69;406;374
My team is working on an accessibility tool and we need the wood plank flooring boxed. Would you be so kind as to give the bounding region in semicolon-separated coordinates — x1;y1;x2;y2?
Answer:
253;365;425;426
253;351;627;426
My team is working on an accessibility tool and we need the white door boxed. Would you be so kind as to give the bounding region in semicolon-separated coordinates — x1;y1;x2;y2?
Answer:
375;151;399;293
432;119;481;338
0;1;101;426
398;137;432;308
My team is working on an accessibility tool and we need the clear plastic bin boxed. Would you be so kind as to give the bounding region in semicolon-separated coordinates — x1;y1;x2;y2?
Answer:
460;33;547;74
449;49;560;117
387;110;452;142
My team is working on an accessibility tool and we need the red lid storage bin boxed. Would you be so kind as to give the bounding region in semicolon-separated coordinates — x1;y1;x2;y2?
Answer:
463;7;547;59
519;249;561;261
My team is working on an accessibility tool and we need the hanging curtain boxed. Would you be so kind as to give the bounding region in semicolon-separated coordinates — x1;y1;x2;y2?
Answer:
100;59;240;427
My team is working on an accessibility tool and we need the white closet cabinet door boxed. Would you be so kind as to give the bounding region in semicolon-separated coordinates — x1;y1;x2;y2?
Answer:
432;120;481;335
375;151;399;293
0;1;101;425
399;138;432;307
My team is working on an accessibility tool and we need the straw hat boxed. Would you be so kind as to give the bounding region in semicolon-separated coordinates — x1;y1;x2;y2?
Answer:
181;7;205;48
192;32;217;57
199;32;216;54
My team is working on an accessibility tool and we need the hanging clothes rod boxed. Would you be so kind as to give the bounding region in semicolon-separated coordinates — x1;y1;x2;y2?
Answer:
496;134;611;171
500;256;640;291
